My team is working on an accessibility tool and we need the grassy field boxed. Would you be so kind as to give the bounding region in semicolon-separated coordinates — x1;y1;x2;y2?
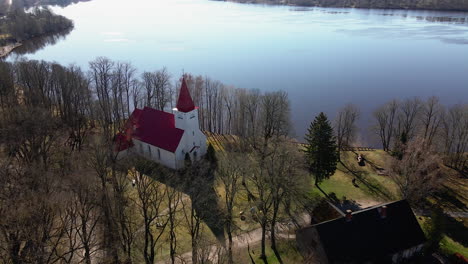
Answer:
310;150;399;207
232;239;303;264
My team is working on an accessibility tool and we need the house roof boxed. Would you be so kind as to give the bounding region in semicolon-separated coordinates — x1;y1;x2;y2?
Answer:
176;78;195;113
314;200;426;263
125;107;184;153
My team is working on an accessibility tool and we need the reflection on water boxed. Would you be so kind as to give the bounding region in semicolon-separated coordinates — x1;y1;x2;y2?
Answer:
380;12;468;24
414;15;467;24
9;28;71;56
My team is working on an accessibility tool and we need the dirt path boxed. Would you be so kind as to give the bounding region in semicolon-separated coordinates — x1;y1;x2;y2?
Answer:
156;214;310;264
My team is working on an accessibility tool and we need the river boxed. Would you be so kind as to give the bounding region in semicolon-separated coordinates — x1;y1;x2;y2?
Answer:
9;0;468;143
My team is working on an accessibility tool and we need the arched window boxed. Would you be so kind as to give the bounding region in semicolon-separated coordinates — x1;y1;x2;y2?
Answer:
148;145;151;157
158;149;161;160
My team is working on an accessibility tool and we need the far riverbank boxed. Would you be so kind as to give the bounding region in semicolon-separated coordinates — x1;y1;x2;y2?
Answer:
221;0;468;12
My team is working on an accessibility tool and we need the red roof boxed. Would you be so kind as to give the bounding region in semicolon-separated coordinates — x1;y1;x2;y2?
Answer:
120;107;184;153
176;78;195;113
114;132;134;151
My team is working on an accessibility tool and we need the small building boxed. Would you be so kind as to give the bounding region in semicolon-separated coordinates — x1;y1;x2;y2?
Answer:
116;78;207;169
296;200;426;264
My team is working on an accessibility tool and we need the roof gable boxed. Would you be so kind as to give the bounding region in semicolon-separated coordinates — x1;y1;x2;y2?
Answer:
314;200;426;262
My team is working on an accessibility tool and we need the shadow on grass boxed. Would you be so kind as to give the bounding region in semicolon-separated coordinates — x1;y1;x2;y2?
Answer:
350;150;385;171
333;197;364;212
132;158;226;242
339;161;395;201
434;189;468;212
443;214;468;248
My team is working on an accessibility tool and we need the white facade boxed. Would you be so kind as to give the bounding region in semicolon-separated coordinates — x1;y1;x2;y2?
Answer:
173;107;207;169
128;107;207;170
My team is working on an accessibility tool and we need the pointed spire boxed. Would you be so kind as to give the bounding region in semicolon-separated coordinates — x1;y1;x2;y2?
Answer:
176;77;195;113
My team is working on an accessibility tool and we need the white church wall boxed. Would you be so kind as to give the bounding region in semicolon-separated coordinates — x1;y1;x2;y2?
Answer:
133;139;177;169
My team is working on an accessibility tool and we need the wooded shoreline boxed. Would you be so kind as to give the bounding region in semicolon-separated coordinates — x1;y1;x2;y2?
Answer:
222;0;468;12
0;42;22;58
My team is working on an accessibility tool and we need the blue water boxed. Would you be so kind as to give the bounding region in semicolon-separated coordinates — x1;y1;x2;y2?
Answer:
12;0;468;143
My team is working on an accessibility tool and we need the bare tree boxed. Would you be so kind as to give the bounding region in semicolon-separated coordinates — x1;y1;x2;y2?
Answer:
216;154;243;264
442;104;468;171
420;96;443;148
264;142;308;264
140;68;172;111
166;183;181;264
87;139;120;262
395;98;422;141
118;62;137;116
334;104;360;153
67;171;102;264
390;138;445;206
1;106;60;170
132;168;168;264
373;100;398;151
152;68;172;111
181;193;203;264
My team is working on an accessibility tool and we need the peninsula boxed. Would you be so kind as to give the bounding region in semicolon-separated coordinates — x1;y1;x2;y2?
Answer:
0;7;73;57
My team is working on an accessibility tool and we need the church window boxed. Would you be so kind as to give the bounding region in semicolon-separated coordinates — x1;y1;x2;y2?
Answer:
158;149;161;160
148;146;151;157
193;141;195;146
139;143;143;153
192;131;194;136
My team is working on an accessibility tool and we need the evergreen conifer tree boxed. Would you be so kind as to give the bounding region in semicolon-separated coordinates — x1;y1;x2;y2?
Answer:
304;112;338;186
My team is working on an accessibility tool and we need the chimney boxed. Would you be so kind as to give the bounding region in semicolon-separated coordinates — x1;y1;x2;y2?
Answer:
378;205;387;219
345;210;352;222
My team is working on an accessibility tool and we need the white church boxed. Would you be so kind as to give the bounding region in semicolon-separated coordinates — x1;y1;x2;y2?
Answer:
115;78;207;169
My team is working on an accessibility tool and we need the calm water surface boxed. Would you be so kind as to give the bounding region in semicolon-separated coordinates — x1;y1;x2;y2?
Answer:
12;0;468;143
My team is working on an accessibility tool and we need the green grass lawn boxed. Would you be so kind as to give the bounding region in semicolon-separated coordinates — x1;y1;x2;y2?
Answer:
310;150;399;207
440;236;468;257
233;239;303;264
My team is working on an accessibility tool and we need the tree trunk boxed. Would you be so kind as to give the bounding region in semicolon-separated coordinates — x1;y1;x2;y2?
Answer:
260;221;268;264
192;240;198;264
270;202;283;264
227;222;233;264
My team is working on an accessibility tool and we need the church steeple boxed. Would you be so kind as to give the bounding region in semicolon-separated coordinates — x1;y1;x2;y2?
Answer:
176;78;195;113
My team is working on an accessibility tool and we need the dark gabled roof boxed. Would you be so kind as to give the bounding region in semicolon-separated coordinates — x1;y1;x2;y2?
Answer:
314;200;426;263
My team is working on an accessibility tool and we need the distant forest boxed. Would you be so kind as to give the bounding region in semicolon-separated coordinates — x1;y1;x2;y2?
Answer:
225;0;468;12
0;0;89;13
0;7;73;45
